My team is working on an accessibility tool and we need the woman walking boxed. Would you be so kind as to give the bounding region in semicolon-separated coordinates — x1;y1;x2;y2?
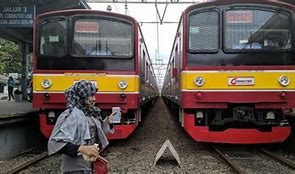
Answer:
48;80;115;174
7;76;15;101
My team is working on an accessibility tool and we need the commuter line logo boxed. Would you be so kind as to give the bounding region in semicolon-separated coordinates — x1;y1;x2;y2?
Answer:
228;77;255;86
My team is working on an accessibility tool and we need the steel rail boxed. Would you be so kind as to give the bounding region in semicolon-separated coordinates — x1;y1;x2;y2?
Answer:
7;151;48;174
259;148;295;170
211;145;246;174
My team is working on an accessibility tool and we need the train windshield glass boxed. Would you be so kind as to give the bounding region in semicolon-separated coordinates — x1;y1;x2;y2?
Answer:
72;17;133;57
38;18;67;57
225;8;291;52
188;10;219;52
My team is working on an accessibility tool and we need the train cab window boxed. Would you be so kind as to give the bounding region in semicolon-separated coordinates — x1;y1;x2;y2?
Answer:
145;62;149;81
72;17;133;58
38;18;67;57
141;50;146;82
188;10;219;52
224;8;291;52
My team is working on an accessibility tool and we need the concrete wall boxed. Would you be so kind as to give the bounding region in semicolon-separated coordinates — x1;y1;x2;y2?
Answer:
0;115;42;160
0;85;8;100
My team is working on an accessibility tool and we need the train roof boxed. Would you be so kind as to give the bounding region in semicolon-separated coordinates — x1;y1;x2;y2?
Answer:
184;0;295;14
36;9;138;25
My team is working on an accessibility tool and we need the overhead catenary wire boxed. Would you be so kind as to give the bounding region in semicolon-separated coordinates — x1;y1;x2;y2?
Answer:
88;0;198;88
87;0;198;4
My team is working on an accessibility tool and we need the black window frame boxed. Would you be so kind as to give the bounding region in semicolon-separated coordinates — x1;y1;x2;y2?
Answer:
187;8;220;54
36;16;68;58
69;15;135;59
223;6;293;53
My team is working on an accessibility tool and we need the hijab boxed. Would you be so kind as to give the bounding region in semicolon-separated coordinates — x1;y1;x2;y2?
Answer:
65;80;101;119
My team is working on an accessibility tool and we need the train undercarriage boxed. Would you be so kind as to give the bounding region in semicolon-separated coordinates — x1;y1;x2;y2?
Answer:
178;105;292;144
39;107;142;140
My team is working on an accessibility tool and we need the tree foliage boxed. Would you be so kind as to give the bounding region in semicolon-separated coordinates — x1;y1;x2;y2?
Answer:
0;38;21;74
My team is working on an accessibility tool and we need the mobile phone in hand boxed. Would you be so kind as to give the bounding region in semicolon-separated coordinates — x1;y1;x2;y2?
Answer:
112;107;121;123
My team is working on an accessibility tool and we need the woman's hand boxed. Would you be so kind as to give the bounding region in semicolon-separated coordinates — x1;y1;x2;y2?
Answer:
78;145;100;157
107;112;116;124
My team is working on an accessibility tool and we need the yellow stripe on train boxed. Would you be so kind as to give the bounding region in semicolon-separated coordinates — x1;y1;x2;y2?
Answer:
33;74;140;92
181;71;295;90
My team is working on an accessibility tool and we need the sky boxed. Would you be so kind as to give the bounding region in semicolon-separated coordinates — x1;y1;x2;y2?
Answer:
89;1;203;87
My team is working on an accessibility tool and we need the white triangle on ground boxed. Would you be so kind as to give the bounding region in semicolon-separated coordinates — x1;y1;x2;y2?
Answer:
152;139;181;167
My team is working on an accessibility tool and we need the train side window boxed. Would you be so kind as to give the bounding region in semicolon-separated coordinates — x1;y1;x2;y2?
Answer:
145;62;149;82
38;18;67;57
171;58;175;77
174;45;179;71
141;50;146;83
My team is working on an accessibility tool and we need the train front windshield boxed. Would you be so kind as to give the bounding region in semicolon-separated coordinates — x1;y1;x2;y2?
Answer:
37;16;134;71
224;9;291;52
72;18;133;57
187;7;294;66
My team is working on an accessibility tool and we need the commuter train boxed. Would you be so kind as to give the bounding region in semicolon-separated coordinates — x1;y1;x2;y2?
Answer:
33;9;158;139
162;0;295;144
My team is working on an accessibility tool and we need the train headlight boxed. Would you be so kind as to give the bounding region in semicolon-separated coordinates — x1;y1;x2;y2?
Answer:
196;111;204;118
194;76;205;87
48;111;55;118
47;111;56;124
41;79;52;89
118;80;128;89
278;76;290;87
265;111;275;120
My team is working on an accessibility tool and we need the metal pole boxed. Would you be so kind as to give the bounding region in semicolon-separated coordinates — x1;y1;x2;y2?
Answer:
156;3;160;61
125;0;128;14
21;42;27;100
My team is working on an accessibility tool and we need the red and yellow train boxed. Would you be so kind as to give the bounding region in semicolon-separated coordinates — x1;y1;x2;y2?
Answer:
33;9;158;139
162;0;295;144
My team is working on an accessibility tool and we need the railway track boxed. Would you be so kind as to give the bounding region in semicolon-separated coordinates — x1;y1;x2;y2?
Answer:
211;145;295;174
211;145;246;174
258;148;295;169
2;98;294;173
6;151;48;174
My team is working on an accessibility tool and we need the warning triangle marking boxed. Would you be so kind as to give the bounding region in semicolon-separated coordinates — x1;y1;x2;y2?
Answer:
152;139;181;167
